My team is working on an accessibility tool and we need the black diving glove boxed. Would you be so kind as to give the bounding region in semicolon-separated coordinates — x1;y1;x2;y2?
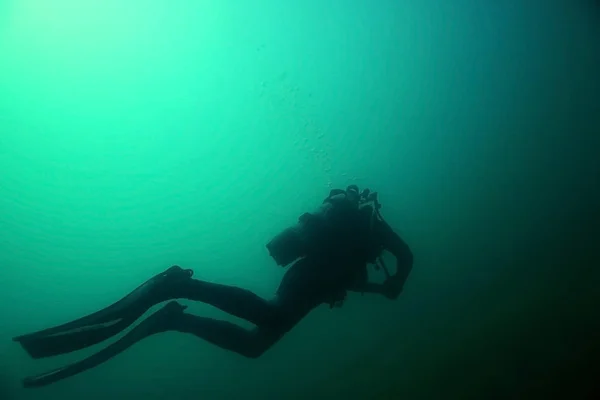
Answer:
381;276;403;300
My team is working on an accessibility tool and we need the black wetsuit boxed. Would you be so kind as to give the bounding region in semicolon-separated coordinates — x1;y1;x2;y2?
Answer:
13;203;413;388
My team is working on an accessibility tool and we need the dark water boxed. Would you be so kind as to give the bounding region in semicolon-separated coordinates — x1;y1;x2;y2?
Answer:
0;0;598;399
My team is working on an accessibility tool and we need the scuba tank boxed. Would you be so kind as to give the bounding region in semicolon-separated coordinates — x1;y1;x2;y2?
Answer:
265;187;356;267
265;185;390;272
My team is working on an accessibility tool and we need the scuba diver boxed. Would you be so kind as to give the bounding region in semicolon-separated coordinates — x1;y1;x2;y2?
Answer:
13;185;413;388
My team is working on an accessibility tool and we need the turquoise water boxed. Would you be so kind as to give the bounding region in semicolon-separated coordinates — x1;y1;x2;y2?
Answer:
1;0;599;399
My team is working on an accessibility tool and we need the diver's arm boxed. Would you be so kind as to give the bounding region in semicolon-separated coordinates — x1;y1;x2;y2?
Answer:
349;274;407;299
377;218;414;299
347;263;388;295
348;221;413;298
348;264;405;298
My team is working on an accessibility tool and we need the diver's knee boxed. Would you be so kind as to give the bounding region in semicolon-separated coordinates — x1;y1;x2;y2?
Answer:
243;345;265;359
243;328;282;359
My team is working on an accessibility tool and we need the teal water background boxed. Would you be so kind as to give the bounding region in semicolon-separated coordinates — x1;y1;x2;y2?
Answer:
1;1;598;399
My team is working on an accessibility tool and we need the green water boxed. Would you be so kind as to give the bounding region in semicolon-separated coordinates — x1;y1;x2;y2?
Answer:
1;0;599;399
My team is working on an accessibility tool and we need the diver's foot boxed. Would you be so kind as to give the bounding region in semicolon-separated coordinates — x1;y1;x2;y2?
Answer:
148;265;194;301
160;301;187;315
140;301;187;335
163;265;194;280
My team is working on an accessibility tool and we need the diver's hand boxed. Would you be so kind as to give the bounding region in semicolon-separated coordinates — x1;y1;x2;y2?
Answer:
381;276;403;300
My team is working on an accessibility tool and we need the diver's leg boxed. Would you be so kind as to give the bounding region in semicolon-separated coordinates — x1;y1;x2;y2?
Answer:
173;279;277;327
168;287;319;358
169;310;286;359
22;298;309;388
20;259;329;388
13;265;277;358
14;258;325;360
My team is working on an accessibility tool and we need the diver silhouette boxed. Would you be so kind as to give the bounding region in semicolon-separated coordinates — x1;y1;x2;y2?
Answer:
13;185;413;388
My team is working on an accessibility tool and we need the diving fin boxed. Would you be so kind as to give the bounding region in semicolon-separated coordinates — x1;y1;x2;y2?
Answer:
22;301;188;388
13;265;193;359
